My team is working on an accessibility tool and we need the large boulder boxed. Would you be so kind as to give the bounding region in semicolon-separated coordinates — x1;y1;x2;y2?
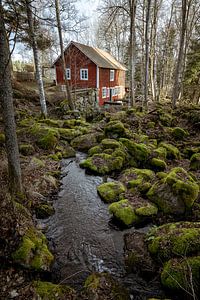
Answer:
71;132;103;152
190;153;200;171
104;121;126;139
147;167;199;215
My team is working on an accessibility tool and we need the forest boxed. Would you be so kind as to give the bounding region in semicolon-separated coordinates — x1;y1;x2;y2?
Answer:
0;0;200;299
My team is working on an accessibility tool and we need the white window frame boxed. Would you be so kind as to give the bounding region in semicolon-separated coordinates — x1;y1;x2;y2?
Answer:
80;68;88;80
66;68;71;80
102;87;107;98
110;70;115;81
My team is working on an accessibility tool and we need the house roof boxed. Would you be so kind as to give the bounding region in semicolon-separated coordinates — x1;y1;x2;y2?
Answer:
53;41;127;71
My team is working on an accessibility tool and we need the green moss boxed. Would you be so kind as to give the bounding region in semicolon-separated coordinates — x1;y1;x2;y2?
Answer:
101;138;121;149
171;127;188;140
38;118;63;128
104;121;126;138
35;203;55;219
19;118;35;127
147;121;155;129
37;129;58;150
153;147;167;159
135;203;158;216
88;146;102;156
159;142;180;159
183;147;200;159
109;199;140;226
34;281;75;300
190;153;200;170
0;133;5;145
30;157;45;168
80;153;124;175
48;152;63;161
84;273;100;289
120;138;151;166
12;228;53;271
150;158;167;172
159;113;173;126
147;222;200;261
58;128;81;141
161;256;200;291
71;133;103;152
97;181;126;203
19;144;35;156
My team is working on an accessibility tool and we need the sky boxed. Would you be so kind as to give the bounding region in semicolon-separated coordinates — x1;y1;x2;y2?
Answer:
12;0;101;62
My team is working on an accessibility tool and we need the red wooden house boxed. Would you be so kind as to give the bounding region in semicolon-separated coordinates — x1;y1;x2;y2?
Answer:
52;41;127;106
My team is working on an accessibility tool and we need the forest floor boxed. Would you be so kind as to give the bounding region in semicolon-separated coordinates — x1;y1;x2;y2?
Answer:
0;80;200;299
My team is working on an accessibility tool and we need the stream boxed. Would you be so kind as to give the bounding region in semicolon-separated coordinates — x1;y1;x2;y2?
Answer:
43;153;165;299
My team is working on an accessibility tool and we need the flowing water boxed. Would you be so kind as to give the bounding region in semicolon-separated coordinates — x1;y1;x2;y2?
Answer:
43;153;165;298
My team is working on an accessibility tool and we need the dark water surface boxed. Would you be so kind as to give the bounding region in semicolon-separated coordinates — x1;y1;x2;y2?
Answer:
44;153;165;298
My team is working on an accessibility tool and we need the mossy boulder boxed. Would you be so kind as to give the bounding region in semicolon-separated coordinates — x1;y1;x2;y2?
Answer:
104;121;126;138
88;145;103;156
34;281;76;300
101;138;122;149
38;118;63;128
159;142;180;160
35;203;55;219
147;167;199;214
0;133;5;145
171;127;188;140
80;153;124;175
12;228;53;271
37;129;59;150
159;113;173;127
30;157;46;168
120;168;155;194
109;198;157;226
83;273;130;300
61;143;76;158
161;256;200;292
19;144;35;156
120;138;151;167
150;158;167;172
153;147;167;160
147;222;200;261
57;128;81;141
97;181;126;203
71;132;103;152
183;146;200;159
190;153;200;171
124;232;156;276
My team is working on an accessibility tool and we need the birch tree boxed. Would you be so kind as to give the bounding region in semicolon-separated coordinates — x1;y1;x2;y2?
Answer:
0;0;22;195
25;0;47;117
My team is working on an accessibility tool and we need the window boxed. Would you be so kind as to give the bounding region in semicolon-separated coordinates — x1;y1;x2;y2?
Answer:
110;70;115;81
80;68;88;80
66;68;71;80
102;87;107;98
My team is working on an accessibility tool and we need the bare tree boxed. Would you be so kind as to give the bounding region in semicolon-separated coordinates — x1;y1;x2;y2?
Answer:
55;0;74;110
25;0;47;117
0;0;22;195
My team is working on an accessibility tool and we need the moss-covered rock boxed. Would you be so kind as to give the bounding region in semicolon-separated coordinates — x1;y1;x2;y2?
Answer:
0;133;5;145
19;144;35;156
159;113;173;127
153;147;167;160
190;153;200;171
161;256;200;292
97;181;126;203
37;129;58;150
35;203;55;219
12;228;53;271
147;222;200;261
71;132;103;152
147;167;199;214
150;158;167;172
147;121;155;129
159;142;180;160
101;138;122;149
57;128;81;141
109;199;140;226
83;273;130;300
88;145;103;156
120;138;151;167
104;121;126;138
120;168;155;194
80;153;124;175
171;127;188;140
30;157;45;168
61;143;76;158
38;118;63;128
34;281;76;300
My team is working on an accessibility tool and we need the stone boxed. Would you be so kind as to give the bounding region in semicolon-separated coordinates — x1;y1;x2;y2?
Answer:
97;181;126;203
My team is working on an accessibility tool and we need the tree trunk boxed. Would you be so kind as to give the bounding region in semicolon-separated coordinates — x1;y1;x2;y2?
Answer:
144;0;152;109
25;0;47;118
129;0;137;107
0;1;23;195
55;0;74;110
172;0;187;108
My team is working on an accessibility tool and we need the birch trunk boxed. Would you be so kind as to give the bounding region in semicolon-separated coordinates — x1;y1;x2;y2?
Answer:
144;0;152;109
25;0;47;118
55;0;74;110
0;1;22;195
